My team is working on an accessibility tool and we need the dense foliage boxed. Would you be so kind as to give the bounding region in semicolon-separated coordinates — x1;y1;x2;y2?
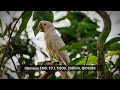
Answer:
0;11;120;79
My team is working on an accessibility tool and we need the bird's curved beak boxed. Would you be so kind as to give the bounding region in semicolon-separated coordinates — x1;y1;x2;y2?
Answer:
38;23;44;32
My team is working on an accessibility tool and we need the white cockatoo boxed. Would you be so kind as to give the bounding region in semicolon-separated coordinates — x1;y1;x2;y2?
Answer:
38;20;70;65
38;20;73;79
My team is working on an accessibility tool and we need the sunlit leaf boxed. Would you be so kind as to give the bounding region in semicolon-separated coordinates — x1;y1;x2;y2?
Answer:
69;57;83;65
16;11;32;36
105;50;120;58
76;56;98;65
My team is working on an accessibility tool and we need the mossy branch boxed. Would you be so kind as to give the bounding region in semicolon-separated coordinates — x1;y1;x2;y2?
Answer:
96;11;111;79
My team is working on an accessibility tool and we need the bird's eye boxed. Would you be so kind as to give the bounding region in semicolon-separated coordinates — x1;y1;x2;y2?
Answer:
44;23;46;25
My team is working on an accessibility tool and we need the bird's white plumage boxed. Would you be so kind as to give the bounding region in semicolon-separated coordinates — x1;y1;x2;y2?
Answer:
44;30;70;65
38;20;70;65
38;20;74;79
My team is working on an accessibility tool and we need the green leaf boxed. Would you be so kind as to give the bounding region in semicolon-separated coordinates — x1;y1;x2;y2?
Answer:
115;58;120;67
57;27;76;38
59;41;87;51
85;31;100;37
105;50;120;58
43;11;54;22
88;43;97;56
59;45;71;51
33;11;54;22
78;17;98;31
32;19;40;36
71;41;87;49
98;32;109;44
0;46;5;50
0;25;9;37
3;25;9;36
113;74;120;79
106;43;120;51
108;60;115;68
47;74;56;79
105;37;120;49
67;11;86;22
33;11;44;21
69;57;83;65
80;22;98;30
0;19;2;28
69;49;78;60
82;17;96;24
54;15;67;22
16;11;32;36
76;56;98;65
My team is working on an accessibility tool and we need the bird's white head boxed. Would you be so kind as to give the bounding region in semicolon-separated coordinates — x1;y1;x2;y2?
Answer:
38;20;55;32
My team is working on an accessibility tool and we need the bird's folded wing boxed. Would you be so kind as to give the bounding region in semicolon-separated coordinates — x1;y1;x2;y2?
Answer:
49;33;70;65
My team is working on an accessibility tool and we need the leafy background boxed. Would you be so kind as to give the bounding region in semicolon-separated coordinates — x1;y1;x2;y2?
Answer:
0;11;120;79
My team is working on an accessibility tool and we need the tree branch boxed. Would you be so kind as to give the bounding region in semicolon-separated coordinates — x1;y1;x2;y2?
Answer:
38;61;59;79
96;11;111;79
0;11;25;78
39;71;51;79
0;12;25;68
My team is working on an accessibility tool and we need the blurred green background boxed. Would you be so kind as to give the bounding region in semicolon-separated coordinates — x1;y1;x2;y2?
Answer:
0;11;120;79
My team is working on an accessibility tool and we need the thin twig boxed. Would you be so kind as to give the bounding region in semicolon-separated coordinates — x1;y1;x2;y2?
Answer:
82;52;89;79
4;66;16;73
0;11;25;79
9;53;20;79
0;12;25;69
112;66;120;74
108;65;120;79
